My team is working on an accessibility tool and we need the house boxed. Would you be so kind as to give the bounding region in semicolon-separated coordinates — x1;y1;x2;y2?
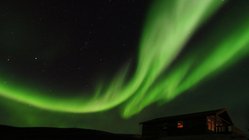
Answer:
140;108;247;140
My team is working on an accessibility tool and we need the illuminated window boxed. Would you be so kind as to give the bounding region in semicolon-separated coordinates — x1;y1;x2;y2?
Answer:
207;116;215;132
177;121;184;128
216;118;224;133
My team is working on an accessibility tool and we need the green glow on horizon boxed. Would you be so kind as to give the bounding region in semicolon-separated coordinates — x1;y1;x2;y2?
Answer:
0;0;248;118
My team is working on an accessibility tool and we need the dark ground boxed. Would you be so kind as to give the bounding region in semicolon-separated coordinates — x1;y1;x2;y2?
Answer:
0;125;140;140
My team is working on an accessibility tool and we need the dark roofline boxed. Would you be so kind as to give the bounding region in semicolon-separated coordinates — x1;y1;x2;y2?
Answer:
140;108;232;124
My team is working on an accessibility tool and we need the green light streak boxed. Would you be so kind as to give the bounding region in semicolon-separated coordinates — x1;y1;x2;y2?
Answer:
123;17;249;117
178;23;249;94
122;0;223;117
0;0;248;118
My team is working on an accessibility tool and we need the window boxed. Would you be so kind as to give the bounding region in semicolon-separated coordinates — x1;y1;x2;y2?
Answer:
207;116;215;132
177;121;184;128
216;118;225;133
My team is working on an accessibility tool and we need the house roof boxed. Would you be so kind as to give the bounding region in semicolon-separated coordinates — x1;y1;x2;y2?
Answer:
140;108;233;125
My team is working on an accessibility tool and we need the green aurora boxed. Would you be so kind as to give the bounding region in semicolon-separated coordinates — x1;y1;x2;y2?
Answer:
0;0;249;119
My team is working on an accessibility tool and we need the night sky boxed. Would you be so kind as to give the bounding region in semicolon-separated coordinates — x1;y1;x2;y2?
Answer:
0;0;249;135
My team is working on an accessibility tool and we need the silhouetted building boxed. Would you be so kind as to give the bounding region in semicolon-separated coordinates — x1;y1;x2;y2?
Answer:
140;108;247;140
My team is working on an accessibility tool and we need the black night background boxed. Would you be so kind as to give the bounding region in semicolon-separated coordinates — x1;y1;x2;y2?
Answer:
0;0;248;137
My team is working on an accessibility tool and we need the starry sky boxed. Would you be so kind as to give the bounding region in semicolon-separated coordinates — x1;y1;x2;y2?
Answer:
0;0;249;135
0;0;144;93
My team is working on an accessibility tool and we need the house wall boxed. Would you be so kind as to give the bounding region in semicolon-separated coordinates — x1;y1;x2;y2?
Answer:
141;110;245;140
206;115;233;134
142;116;208;137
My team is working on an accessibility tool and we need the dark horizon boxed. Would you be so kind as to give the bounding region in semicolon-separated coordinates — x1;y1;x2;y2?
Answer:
0;108;247;140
